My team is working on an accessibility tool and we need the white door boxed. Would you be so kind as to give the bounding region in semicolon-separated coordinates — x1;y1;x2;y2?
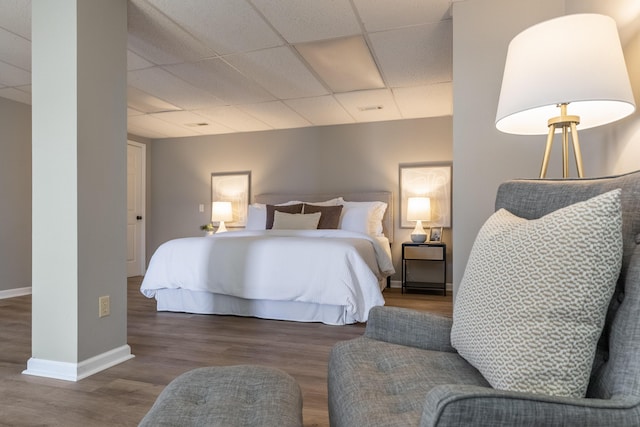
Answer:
127;141;146;277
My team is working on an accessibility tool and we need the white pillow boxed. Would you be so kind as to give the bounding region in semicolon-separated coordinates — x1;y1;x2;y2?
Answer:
451;190;623;398
246;203;267;230
272;211;321;230
339;201;387;236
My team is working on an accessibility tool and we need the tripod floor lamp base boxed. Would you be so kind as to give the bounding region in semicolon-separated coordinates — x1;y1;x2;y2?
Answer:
539;104;584;179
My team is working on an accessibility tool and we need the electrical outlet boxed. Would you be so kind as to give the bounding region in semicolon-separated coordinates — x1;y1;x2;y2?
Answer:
199;204;205;213
99;295;110;318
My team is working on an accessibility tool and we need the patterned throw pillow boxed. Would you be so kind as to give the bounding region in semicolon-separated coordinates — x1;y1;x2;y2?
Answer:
451;190;623;397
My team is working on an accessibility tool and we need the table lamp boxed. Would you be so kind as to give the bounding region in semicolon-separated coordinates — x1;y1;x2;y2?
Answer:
495;14;635;178
407;197;431;243
211;201;233;233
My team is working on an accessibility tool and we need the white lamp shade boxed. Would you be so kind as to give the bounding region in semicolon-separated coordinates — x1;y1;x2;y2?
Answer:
407;197;431;221
211;201;233;222
496;14;635;135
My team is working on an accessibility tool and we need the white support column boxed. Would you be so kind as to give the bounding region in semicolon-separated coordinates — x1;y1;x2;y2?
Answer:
26;0;132;381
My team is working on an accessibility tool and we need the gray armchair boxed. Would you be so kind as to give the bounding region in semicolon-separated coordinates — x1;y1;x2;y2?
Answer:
328;171;640;426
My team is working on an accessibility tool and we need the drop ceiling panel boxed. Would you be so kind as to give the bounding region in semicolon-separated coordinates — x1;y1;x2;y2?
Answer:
127;122;173;139
0;1;457;138
129;114;202;138
369;21;452;87
394;82;453;118
0;60;30;86
127;50;154;71
224;46;329;99
196;105;272;132
127;86;182;114
238;101;312;129
165;58;275;104
129;67;224;110
0;0;30;39
353;0;452;31
285;96;355;126
147;0;283;54
0;86;30;104
251;0;361;43
0;27;30;70
128;108;145;117
150;110;234;135
335;89;401;122
127;0;217;65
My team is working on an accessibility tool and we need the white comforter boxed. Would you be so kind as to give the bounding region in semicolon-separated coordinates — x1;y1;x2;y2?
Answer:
140;229;395;322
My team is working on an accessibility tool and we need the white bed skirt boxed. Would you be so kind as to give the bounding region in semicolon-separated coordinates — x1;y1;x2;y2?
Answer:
155;288;359;325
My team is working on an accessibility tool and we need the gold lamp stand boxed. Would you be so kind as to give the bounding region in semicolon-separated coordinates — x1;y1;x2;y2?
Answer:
539;103;584;179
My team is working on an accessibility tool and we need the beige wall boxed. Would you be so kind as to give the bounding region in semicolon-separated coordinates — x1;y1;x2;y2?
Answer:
0;97;31;293
149;117;453;281
452;0;640;297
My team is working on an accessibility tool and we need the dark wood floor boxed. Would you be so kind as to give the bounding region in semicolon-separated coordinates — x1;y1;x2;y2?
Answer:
0;278;452;426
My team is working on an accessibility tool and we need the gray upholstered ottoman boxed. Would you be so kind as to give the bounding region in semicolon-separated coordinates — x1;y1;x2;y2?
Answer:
139;365;303;427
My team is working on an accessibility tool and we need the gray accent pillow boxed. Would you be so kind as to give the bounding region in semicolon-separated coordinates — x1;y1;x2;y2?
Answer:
265;203;303;229
272;211;321;230
303;204;343;229
451;190;623;397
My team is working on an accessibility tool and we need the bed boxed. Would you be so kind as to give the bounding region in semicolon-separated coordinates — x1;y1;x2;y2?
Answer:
140;192;395;325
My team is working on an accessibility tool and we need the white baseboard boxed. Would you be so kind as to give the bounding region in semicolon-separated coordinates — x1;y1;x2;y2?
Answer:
23;345;134;382
389;280;452;293
0;286;32;299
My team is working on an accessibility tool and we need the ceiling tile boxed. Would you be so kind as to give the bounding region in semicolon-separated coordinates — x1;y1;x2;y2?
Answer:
295;35;384;93
0;27;30;70
237;101;312;129
285;96;355;126
0;86;30;104
148;0;283;54
370;21;452;87
127;86;182;114
164;58;275;104
127;0;217;65
150;110;234;135
224;46;328;99
129;114;202;138
353;0;451;31
335;89;401;122
127;50;154;71
0;0;31;39
251;0;361;43
127;122;173;139
128;108;145;117
196;105;272;132
129;67;224;110
393;82;453;118
0;60;30;86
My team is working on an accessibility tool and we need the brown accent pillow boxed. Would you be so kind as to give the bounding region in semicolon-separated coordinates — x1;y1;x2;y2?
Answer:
303;204;343;229
266;204;303;229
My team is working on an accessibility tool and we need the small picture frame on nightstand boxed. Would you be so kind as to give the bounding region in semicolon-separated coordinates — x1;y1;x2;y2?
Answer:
429;227;443;242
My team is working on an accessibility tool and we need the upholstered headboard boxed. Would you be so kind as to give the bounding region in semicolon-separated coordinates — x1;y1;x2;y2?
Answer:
254;192;394;243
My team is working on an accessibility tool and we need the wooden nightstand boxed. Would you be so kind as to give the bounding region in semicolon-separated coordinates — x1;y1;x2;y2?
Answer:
402;242;447;295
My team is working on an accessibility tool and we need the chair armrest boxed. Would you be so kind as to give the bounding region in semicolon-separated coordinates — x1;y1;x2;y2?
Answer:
364;306;455;352
420;384;640;427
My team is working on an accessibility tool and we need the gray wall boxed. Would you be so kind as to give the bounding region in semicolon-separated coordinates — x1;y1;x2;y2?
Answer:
149;117;453;282
0;97;31;293
451;0;640;297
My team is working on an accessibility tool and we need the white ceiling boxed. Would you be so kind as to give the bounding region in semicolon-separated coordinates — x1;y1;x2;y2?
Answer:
0;0;453;139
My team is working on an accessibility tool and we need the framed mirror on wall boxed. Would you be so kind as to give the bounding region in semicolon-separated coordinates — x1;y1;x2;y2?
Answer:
399;162;452;229
211;171;251;228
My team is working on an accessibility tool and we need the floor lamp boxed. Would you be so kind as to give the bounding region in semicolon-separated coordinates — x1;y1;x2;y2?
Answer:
495;14;635;178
